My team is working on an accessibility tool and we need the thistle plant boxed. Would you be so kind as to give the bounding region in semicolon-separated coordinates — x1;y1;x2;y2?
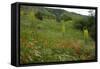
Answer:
83;27;89;46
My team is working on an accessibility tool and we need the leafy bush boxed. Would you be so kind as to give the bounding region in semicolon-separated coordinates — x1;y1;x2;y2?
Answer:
74;18;88;30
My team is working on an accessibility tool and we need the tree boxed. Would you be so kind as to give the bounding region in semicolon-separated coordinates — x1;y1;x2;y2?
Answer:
61;13;72;22
88;10;96;41
74;17;88;30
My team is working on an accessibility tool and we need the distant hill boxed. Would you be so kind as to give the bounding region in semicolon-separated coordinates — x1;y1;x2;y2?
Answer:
20;5;88;22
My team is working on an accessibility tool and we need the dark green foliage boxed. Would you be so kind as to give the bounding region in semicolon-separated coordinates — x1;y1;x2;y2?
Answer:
88;16;96;41
46;8;65;22
61;13;72;21
35;11;43;20
74;17;88;30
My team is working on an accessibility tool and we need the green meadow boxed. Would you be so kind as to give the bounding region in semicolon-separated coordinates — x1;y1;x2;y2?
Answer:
20;6;96;64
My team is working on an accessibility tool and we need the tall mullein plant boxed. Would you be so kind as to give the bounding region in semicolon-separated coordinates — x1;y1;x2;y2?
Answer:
62;21;65;37
83;28;89;46
28;11;35;23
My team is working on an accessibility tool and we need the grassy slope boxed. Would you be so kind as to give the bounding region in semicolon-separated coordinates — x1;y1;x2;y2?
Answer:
20;9;95;64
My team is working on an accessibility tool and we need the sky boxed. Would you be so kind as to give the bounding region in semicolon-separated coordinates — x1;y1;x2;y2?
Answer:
46;7;95;16
62;8;95;16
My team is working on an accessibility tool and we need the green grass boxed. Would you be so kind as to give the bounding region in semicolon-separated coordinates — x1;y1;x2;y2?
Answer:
20;12;95;64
